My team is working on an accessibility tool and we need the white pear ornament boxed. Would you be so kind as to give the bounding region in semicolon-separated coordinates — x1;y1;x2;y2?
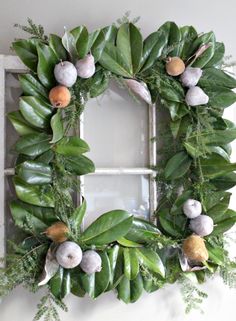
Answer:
56;241;82;269
75;54;96;79
124;79;152;105
183;199;202;219
80;250;102;275
185;86;209;106
190;215;214;236
180;67;203;87
54;61;77;87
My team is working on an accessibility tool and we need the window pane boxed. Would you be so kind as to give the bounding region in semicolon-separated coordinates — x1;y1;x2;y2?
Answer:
83;80;149;168
83;175;150;228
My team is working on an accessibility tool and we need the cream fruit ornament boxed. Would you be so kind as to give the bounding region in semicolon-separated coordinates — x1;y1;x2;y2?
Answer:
75;54;96;79
183;235;209;262
124;79;152;105
165;57;185;76
80;250;102;274
180;67;203;87
56;241;82;269
183;199;202;219
185;86;209;106
190;215;214;236
54;61;77;87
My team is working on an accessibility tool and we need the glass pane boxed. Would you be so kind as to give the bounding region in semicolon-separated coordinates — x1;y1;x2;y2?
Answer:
83;175;150;228
83;80;149;168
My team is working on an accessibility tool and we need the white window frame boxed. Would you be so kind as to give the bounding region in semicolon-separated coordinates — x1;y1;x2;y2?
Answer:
0;54;157;265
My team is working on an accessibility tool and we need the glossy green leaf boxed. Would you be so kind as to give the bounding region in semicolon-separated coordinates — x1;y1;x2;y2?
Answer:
199;68;236;89
140;31;166;72
81;252;110;299
19;96;52;129
167;102;189;121
159;76;185;103
99;42;133;78
211;172;236;190
179;26;198;60
50;111;64;143
70;268;86;297
117;237;142;248
107;245;124;289
211;209;236;235
80;210;133;245
200;154;236;179
125;218;161;243
37;43;58;88
158;208;187;237
123;248;139;280
50;267;64;299
55;136;89;156
8;111;39;136
205;86;236;108
64;154;95;175
191;32;216;68
116;23;143;74
164;151;191;180
62;30;78;60
117;273;143;303
18;74;49;100
170;190;193;214
157;21;181;56
136;248;165;277
13;176;54;207
75;26;89;58
207;192;231;223
206;244;225;265
89;70;109;98
49;34;67;60
36;149;54;164
16;160;52;185
15;133;51;157
61;269;71;299
12;39;38;71
205;42;225;67
71;199;87;230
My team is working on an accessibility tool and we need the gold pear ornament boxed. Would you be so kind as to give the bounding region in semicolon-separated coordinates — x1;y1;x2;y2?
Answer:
183;235;209;262
166;57;185;76
49;85;71;108
45;222;69;243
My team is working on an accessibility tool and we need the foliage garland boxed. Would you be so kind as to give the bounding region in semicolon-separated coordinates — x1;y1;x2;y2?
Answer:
1;16;236;320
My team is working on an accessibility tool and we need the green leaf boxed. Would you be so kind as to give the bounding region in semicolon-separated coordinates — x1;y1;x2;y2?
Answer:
164;151;191;180
167;102;189;121
116;23;143;74
199;68;236;89
205;86;236;108
19;96;52;129
50;111;64;143
55;136;90;156
89;70;109;98
99;42;133;78
211;172;236;190
62;30;78;60
157;21;181;56
60;269;71;299
71;199;87;230
70;268;86;297
179;26;198;60
12;39;38;72
10;200;49;233
140;31;166;72
50;267;70;299
49;34;67;60
211;209;236;235
13;176;54;207
80;210;133;245
125;218;161;243
206;243;225;265
8;111;39;136
117;237;142;248
16;160;52;185
191;32;216;68
81;252;110;299
158;208;187;237
15;133;51;157
37;43;58;88
107;245;124;289
200;154;236;179
117;273;143;303
159;76;185;103
75;26;89;58
207;193;231;223
123;248;139;280
205;42;225;67
18;74;49;100
64;154;95;175
136;248;165;277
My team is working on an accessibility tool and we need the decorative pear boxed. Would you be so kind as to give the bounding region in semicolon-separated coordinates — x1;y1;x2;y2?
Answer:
75;54;96;79
49;85;71;108
183;199;202;219
54;61;77;87
45;222;69;243
165;57;185;76
190;215;214;236
124;79;152;105
80;250;102;274
183;235;209;262
180;67;203;87
56;241;82;269
185;86;209;106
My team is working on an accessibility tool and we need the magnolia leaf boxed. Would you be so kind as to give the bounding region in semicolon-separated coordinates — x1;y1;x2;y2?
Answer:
50;111;64;143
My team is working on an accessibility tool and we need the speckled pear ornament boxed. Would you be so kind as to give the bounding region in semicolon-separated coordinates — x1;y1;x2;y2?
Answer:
124;79;152;105
54;61;77;87
180;67;203;87
185;86;209;106
49;85;71;108
183;235;209;262
80;250;102;274
75;54;96;79
183;199;202;219
190;215;214;236
165;57;185;76
56;241;82;269
45;222;69;243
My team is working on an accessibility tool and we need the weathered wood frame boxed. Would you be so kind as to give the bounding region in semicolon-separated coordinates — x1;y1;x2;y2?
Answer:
0;54;157;264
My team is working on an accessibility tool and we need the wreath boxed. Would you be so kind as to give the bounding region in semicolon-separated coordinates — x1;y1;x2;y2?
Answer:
2;16;236;320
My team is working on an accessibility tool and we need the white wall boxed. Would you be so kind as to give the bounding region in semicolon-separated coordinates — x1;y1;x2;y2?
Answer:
1;0;236;320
